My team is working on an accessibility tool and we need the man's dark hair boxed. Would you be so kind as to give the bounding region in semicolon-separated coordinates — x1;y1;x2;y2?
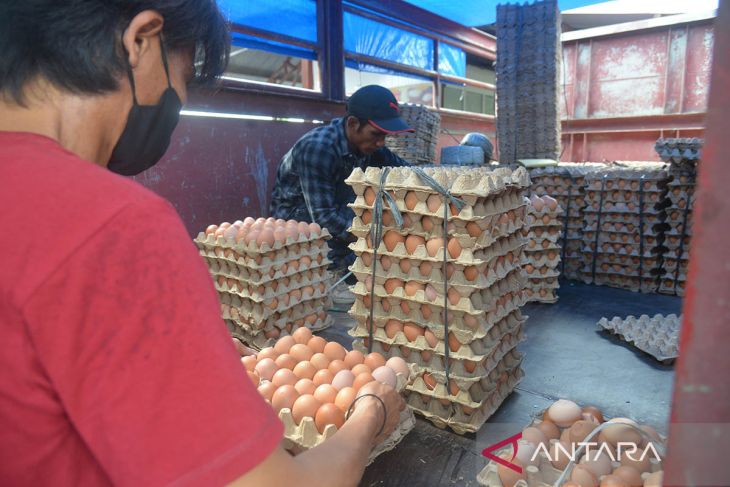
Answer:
346;115;370;131
0;1;230;105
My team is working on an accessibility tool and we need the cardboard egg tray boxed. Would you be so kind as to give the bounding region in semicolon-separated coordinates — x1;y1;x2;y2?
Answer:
212;268;330;301
349;309;526;362
225;313;333;350
199;240;329;270
581;242;662;258
583;220;656;234
194;226;331;254
523;251;561;268
406;348;524;409
203;252;330;284
220;287;331;323
222;297;333;334
405;366;524;434
276;365;416;464
598;313;680;362
477;415;664;487
659;278;687;296
582;274;660;293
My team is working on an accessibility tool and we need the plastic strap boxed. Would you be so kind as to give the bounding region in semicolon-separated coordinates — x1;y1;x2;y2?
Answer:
345;393;387;438
590;175;608;283
366;169;389;354
560;168;574;276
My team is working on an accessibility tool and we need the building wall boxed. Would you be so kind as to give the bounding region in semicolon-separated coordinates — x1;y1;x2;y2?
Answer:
560;18;714;162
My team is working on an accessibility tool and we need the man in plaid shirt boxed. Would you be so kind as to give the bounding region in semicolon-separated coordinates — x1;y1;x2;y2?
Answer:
270;85;413;303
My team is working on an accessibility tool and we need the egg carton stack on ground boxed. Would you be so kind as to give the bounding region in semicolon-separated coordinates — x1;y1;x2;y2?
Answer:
385;104;440;165
194;218;334;349
579;164;670;293
237;328;415;464
522;195;563;303
344;165;531;434
478;398;665;487
527;163;607;280
598;314;681;363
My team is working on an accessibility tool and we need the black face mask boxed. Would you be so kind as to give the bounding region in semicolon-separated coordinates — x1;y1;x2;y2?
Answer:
107;38;182;176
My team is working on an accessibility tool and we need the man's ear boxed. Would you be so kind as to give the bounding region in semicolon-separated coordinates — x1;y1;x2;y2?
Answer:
345;115;359;129
121;10;164;69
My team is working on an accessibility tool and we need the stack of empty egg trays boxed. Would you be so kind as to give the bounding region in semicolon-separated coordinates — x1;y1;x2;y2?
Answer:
579;164;670;293
528;163;607;281
522;195;563;303
598;314;681;363
194;221;334;349
344;165;531;434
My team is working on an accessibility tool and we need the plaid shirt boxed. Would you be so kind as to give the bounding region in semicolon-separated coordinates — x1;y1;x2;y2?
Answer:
270;117;408;241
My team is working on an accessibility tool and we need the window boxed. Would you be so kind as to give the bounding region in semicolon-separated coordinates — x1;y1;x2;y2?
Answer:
223;47;320;91
440;54;496;115
345;64;433;105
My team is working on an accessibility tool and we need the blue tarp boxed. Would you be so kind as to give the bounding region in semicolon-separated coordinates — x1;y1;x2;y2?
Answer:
230;32;317;60
216;0;317;43
438;43;466;78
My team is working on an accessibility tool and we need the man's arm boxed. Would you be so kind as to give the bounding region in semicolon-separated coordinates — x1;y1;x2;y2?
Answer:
373;146;410;167
298;142;353;239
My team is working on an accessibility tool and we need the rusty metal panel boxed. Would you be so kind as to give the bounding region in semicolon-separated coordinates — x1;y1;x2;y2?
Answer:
683;22;715;112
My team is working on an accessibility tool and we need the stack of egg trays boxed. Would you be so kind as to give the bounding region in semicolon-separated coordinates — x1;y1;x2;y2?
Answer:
194;228;334;350
579;164;670;293
344;165;530;434
657;168;695;296
597;313;681;363
522;199;563;303
528;163;607;280
385;104;441;165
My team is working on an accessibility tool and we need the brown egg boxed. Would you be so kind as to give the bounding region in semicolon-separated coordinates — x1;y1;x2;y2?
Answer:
571;464;598;487
331;369;356;391
353;372;375;391
294;378;317;395
398;345;412;358
350;363;371;376
599;475;628;487
343;350;365;368
447;287;461;305
420;350;433;363
404;280;425;297
315;402;346;433
600;418;642;447
612;465;643;486
273;336;295;355
323;341;347;362
305;335;326;355
403;322;424;342
426;194;442;212
425;284;438;301
292;361;317;380
241;355;257;372
404;191;419;210
313;369;334;386
258;382;277;401
447;238;462;258
426;238;445;257
309;352;331;370
419;261;433;276
292;326;313;345
463;266;479;281
274;353;298;371
383;230;405;252
271;384;299;412
399;300;412;314
619;450;651;473
385;319;404;338
289;344;314;363
405;235;425;254
361;252;373;267
523;426;548;447
255;358;278;382
264;328;281;339
582;406;605;424
536;420;561;441
424;329;438;347
379;255;393;271
421;373;437;391
421;216;435;232
272;368;298;388
384;278;404;294
547;399;583;427
246;370;260;386
466;221;482;237
334;386;357;413
364;352;386;371
258;346;279;361
643;471;663;487
421;304;433;319
256;229;276;248
385;356;409;377
570;420;598;443
550;440;573;470
581;449;613;478
313;383;338;404
363;187;376;205
328;359;348;376
448;332;461;352
497;457;526;487
292;394;322;425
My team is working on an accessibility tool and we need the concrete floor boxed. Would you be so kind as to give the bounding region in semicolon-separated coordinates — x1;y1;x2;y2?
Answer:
320;281;683;486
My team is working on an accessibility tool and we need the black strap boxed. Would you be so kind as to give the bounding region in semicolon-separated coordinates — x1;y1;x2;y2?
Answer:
590;175;608;282
673;191;693;293
346;393;387;437
124;35;172;105
637;175;645;285
560;168;574;276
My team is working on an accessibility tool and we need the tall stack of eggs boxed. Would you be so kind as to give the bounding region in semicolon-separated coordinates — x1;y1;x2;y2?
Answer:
239;328;415;455
194;218;334;349
579;164;670;293
477;399;665;487
522;194;563;303
344;166;531;433
657;167;695;297
528;163;607;281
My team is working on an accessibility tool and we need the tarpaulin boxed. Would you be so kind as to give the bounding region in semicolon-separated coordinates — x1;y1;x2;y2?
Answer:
438;42;466;78
343;12;434;71
231;32;317;60
217;0;317;43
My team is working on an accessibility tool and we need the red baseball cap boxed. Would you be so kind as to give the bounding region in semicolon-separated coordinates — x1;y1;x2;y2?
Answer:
346;85;415;134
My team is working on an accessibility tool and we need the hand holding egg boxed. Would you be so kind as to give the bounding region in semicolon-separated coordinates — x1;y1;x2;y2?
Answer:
352;381;406;446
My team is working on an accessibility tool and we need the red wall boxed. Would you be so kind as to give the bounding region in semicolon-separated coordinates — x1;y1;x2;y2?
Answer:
560;19;714;162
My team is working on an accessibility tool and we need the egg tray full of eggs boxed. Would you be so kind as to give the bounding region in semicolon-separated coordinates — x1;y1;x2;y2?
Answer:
223;303;333;344
213;267;331;303
350;309;526;372
351;233;526;290
597;314;680;362
241;329;416;464
522;195;564;304
405;365;524;434
477;399;665;487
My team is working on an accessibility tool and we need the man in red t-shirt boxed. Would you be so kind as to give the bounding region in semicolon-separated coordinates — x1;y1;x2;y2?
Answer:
0;2;403;486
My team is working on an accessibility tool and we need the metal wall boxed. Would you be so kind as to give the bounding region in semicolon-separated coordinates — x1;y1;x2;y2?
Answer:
560;18;714;162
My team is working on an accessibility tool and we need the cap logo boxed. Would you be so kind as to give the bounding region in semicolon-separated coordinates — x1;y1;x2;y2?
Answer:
389;102;399;113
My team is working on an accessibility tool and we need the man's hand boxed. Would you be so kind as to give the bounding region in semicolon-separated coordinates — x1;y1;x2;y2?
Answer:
350;381;406;446
232;338;257;357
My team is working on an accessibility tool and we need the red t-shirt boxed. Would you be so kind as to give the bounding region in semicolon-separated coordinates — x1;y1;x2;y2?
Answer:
0;132;283;486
